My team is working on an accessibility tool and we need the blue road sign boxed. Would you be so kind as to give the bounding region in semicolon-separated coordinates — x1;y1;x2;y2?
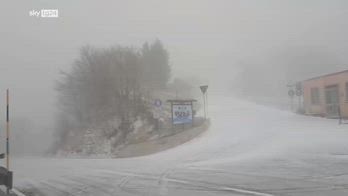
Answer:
154;99;162;107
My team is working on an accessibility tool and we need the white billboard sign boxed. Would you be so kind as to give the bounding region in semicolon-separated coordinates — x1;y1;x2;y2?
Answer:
172;104;193;124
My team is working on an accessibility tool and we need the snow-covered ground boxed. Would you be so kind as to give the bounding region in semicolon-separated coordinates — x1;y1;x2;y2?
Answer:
11;93;348;196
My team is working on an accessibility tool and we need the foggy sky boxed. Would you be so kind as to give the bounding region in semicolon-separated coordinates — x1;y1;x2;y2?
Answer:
1;0;348;134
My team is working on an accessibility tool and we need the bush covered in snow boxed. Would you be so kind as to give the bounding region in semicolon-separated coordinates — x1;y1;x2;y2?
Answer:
52;40;197;156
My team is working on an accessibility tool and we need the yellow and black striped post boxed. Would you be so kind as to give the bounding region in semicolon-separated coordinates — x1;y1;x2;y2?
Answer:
6;89;10;194
6;89;9;170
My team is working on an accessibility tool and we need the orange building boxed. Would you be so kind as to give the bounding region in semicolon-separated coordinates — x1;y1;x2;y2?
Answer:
302;70;348;118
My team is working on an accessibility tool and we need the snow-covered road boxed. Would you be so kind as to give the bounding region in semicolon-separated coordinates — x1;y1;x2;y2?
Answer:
12;93;348;196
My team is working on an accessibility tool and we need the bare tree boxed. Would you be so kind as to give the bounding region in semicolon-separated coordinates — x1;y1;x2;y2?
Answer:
54;40;172;153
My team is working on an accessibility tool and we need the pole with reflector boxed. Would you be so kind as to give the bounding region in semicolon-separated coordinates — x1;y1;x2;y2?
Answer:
6;89;10;194
6;89;9;170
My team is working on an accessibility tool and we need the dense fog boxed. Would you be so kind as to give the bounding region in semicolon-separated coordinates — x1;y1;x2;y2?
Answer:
0;0;348;155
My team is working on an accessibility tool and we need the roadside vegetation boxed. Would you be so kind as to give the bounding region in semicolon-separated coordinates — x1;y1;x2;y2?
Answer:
53;40;195;155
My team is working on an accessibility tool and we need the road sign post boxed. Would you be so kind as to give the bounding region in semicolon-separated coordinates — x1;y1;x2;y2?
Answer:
288;89;295;111
295;82;303;112
0;89;13;195
200;85;208;119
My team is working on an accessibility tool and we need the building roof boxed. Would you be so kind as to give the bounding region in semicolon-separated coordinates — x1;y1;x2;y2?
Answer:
167;99;197;103
303;69;348;82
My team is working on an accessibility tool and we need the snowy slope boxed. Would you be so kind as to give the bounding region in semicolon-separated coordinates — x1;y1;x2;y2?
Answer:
12;93;348;196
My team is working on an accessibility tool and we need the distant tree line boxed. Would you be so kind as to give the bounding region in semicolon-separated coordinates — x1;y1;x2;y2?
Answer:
54;40;170;152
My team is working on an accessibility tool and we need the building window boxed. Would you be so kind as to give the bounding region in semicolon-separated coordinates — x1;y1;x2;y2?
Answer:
346;83;348;101
311;87;320;105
